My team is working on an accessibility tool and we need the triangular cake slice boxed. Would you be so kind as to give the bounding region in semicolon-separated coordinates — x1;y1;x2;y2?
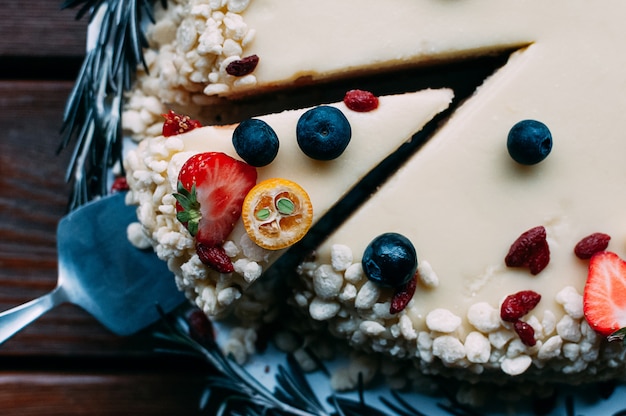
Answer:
294;5;626;383
125;88;453;317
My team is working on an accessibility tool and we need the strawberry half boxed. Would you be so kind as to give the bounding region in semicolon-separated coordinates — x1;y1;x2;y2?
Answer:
583;251;626;337
174;152;257;247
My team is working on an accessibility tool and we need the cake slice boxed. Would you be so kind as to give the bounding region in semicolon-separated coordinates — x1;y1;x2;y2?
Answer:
293;5;626;384
124;88;453;317
122;0;534;136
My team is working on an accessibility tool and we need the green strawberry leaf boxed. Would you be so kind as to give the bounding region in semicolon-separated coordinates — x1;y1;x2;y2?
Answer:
173;181;202;237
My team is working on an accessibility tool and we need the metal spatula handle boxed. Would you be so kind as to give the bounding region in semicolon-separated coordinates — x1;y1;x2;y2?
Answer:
0;286;68;345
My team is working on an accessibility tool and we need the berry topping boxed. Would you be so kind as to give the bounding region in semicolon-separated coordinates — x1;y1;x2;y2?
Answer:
242;178;313;250
225;55;259;77
111;176;129;193
583;251;626;337
196;243;234;273
390;274;417;314
296;106;352;160
174;152;257;247
162;110;202;137
514;320;537;346
344;89;379;112
574;232;611;259
232;119;279;167
507;119;553;165
505;225;550;275
362;233;418;288
187;308;215;345
500;290;542;322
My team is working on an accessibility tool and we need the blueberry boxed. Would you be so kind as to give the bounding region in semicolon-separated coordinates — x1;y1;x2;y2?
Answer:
507;119;553;165
296;106;351;160
362;232;418;288
232;118;279;167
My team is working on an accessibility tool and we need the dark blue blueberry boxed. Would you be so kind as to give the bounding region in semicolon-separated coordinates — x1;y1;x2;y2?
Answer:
507;119;553;165
362;232;418;288
232;118;279;167
296;106;351;160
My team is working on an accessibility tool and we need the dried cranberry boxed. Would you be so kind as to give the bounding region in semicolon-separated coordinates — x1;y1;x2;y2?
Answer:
226;55;259;77
390;274;417;314
344;89;379;112
196;244;234;273
505;225;550;275
574;232;611;259
514;320;536;346
111;176;129;193
188;309;215;345
500;290;541;322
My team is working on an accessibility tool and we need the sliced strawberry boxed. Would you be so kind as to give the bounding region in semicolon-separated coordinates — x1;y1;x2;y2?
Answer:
162;110;202;137
174;152;257;247
583;251;626;337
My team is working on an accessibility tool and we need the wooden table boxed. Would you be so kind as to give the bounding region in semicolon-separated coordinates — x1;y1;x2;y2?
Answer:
0;2;208;414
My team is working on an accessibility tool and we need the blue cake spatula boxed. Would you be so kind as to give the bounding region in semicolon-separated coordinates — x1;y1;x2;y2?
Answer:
0;192;186;345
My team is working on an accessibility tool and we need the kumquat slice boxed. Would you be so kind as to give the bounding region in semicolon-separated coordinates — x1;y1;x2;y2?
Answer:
242;178;313;250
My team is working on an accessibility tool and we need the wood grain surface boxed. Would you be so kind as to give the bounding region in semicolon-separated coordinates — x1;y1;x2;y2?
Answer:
0;2;209;414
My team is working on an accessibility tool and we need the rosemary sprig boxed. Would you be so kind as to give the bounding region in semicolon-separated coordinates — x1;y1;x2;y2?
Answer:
152;307;472;416
154;309;328;416
153;306;626;416
59;0;160;210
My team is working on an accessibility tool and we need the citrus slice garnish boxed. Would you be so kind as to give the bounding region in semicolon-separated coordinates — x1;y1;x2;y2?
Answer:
242;178;313;250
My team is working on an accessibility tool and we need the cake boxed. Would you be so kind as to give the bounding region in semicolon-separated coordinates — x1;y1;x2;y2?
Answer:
123;0;626;402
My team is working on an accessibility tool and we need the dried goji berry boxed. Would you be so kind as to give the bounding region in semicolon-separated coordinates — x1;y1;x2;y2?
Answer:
196;243;234;273
344;89;379;112
390;274;417;314
574;232;611;259
226;55;260;77
505;225;550;275
500;290;541;322
514;320;536;346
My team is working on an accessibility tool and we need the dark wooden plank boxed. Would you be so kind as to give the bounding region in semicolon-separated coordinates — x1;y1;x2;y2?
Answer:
0;80;74;302
0;371;207;416
0;80;169;357
0;1;87;57
0;6;216;411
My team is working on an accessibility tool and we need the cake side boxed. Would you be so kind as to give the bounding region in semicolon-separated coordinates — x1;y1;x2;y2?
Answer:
292;5;626;384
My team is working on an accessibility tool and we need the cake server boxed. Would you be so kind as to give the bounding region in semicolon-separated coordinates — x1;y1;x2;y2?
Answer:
0;192;186;345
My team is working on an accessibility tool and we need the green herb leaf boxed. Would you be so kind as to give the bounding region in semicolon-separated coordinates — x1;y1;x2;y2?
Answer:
60;0;154;210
